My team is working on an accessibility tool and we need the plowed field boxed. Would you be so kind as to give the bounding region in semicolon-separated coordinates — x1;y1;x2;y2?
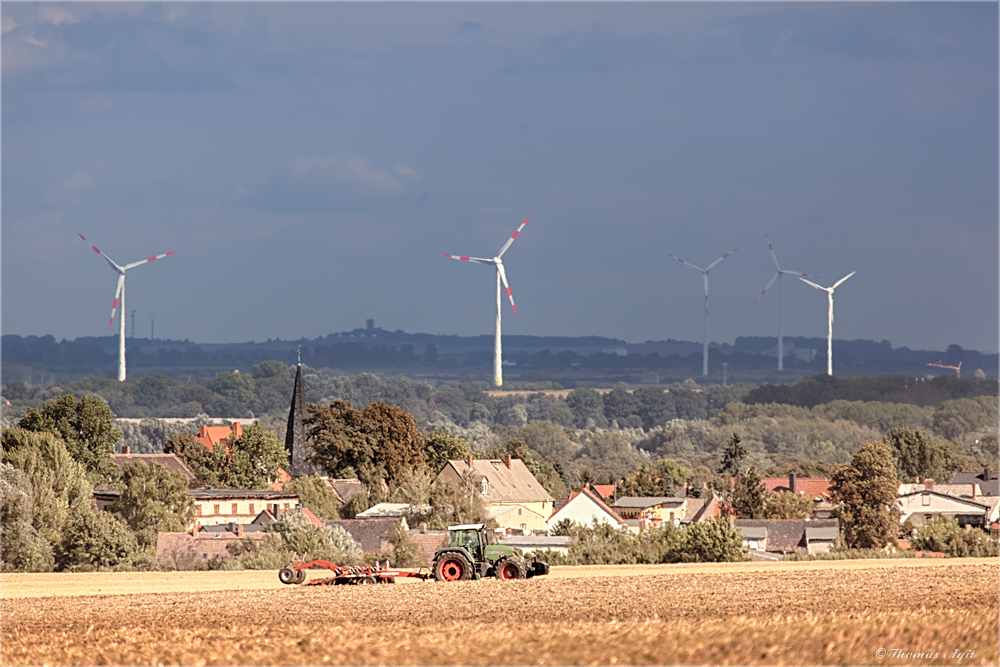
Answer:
2;559;997;665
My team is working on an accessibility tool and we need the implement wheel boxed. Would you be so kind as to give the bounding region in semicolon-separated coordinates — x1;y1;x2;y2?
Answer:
494;559;525;581
434;552;472;582
293;568;307;584
359;575;377;585
278;567;298;585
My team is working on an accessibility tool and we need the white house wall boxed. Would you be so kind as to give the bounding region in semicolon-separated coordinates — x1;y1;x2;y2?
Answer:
548;493;624;531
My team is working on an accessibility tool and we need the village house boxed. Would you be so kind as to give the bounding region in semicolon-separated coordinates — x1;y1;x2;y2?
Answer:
611;496;687;533
734;519;839;556
328;517;407;555
435;455;554;534
950;468;999;497
195;423;243;452
188;488;300;527
156;522;268;565
896;488;997;529
548;486;626;532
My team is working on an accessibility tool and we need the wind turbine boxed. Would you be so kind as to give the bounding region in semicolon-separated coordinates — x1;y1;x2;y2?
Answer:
799;272;855;376
79;234;174;381
753;234;819;371
442;216;530;387
668;246;739;376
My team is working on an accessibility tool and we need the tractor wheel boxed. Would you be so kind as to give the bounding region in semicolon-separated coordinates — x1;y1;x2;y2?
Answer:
278;567;298;585
359;575;377;585
293;568;307;584
434;552;472;582
494;559;526;581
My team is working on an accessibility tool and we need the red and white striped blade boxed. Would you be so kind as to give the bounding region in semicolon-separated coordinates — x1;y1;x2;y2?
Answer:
80;233;123;272
765;234;781;271
496;262;517;314
781;269;819;279
705;246;739;272
497;216;530;258
667;253;705;273
442;254;493;265
123;251;175;271
753;272;779;304
110;274;124;327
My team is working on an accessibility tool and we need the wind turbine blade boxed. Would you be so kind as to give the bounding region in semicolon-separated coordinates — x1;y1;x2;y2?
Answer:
799;277;826;291
765;234;780;271
496;262;517;314
497;216;530;258
781;269;820;279
442;254;494;265
705;246;739;272
832;271;855;289
753;273;779;304
79;233;123;272
667;254;705;273
123;251;175;271
110;275;124;327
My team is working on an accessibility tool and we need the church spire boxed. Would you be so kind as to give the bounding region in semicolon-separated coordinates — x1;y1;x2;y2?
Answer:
285;362;313;477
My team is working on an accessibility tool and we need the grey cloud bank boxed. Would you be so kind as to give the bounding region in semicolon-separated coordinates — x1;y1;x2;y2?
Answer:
2;2;996;352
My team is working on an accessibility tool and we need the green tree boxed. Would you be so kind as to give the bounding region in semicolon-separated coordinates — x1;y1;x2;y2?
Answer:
218;421;288;489
1;428;95;554
18;395;121;485
307;400;427;493
271;509;361;563
884;428;963;483
603;382;639;425
911;517;999;557
163;432;225;488
59;508;139;570
549;518;574;536
765;491;814;520
283;475;342;520
717;431;748;477
109;461;195;550
422;430;471;475
1;463;55;572
566;387;609;428
676;518;745;563
730;466;767;519
830;440;900;549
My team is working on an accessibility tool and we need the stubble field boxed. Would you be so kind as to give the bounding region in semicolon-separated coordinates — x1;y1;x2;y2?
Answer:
2;559;997;666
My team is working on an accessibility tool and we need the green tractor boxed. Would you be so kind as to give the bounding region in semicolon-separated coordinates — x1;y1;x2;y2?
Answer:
432;523;550;582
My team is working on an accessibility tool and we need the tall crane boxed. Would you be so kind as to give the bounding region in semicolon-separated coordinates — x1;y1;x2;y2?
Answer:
927;360;961;378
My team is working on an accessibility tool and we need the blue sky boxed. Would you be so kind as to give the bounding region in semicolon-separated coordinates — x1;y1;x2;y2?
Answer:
3;2;997;352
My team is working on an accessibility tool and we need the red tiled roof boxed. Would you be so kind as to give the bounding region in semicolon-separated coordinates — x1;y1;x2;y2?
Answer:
196;423;243;453
760;477;832;500
591;484;616;501
156;530;266;564
328;517;403;554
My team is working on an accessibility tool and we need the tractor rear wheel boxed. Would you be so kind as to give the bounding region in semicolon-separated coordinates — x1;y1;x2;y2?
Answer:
278;567;297;585
434;552;472;582
494;559;526;581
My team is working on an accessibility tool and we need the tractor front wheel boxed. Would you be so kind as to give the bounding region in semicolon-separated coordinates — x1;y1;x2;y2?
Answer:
434;552;472;582
494;559;526;581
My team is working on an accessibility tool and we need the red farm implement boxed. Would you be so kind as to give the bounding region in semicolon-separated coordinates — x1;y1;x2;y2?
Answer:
278;559;432;586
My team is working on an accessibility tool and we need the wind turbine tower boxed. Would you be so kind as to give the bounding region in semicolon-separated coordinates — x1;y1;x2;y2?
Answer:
800;272;855;376
668;246;739;376
79;234;174;381
753;234;818;371
442;216;530;387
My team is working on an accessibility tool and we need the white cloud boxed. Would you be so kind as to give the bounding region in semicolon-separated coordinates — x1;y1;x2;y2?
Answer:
290;153;419;193
23;34;47;48
37;6;78;26
47;171;94;201
2;16;18;33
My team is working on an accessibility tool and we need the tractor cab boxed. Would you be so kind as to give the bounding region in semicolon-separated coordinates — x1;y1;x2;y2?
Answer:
446;524;489;563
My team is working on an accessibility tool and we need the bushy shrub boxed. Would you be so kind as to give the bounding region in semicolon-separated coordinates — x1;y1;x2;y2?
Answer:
912;518;999;557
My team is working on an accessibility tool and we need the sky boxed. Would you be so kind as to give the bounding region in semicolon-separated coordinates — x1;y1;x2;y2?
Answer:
3;2;997;353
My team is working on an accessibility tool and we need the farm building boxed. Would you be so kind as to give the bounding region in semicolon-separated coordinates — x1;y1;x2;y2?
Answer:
548;486;626;532
435;455;554;533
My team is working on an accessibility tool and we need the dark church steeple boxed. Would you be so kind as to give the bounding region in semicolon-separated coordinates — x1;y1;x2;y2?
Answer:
285;358;314;477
